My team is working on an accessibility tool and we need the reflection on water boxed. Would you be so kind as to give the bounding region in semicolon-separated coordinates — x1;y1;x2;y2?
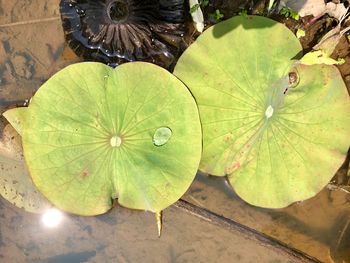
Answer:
60;0;187;68
0;0;350;262
0;15;71;111
41;208;64;228
0;198;307;262
185;172;350;263
0;0;80;113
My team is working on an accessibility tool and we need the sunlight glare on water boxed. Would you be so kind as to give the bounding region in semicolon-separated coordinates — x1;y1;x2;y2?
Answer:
41;208;64;228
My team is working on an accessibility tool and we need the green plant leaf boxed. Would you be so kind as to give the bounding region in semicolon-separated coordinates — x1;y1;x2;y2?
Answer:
0;124;51;213
300;50;345;65
296;28;305;39
174;16;350;208
20;62;202;215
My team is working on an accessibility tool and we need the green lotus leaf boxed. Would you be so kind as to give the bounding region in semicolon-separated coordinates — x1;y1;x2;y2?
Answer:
0;124;51;213
20;62;202;215
174;15;350;208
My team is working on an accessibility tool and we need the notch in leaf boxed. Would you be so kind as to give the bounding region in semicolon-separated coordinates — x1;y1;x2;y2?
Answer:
4;62;202;227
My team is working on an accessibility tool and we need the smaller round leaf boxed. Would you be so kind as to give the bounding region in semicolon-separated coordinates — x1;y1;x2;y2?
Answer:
174;15;350;208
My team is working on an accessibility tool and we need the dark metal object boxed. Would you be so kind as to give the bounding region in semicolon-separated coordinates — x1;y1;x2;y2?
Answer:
60;0;186;68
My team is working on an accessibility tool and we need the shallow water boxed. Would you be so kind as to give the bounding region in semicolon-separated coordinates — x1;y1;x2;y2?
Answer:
0;195;317;263
185;172;350;263
0;0;350;262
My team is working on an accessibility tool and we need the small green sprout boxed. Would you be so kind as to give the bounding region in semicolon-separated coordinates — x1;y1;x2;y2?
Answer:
201;0;209;6
190;0;209;14
238;9;248;17
280;6;300;20
209;9;224;22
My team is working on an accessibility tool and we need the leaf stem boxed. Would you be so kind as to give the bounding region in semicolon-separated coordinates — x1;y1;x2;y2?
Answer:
156;211;162;237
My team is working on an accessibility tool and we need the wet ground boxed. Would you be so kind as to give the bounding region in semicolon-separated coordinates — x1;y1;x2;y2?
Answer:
0;0;350;262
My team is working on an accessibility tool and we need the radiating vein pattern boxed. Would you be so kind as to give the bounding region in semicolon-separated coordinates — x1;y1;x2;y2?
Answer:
174;15;350;208
22;62;202;215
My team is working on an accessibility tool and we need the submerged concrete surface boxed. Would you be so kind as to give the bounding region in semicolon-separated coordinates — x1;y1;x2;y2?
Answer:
0;0;349;262
0;0;79;111
0;197;314;263
184;174;350;263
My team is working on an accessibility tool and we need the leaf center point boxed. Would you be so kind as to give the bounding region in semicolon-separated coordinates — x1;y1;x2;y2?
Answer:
265;105;274;119
110;135;122;147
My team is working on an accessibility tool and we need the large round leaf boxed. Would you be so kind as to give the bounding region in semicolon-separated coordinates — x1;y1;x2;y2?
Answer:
174;15;350;208
22;62;202;215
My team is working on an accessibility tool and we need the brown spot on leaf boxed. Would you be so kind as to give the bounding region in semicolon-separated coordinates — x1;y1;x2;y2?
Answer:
227;161;241;174
82;170;89;178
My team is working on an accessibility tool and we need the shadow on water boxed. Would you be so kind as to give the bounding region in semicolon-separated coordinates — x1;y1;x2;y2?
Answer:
187;172;350;263
0;17;73;113
0;196;312;262
45;251;97;263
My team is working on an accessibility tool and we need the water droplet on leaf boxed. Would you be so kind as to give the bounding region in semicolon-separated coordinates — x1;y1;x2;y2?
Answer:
153;127;172;146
